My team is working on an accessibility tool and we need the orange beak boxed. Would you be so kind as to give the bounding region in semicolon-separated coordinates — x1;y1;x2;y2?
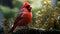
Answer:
30;6;32;9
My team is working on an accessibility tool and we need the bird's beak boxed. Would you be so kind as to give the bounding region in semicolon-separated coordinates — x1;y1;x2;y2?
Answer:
30;6;32;9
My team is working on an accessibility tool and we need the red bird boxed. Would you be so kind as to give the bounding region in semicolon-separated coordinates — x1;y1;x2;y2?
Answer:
9;0;32;32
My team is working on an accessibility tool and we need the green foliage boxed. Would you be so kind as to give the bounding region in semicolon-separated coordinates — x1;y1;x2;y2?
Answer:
0;0;60;32
0;5;19;19
13;0;23;9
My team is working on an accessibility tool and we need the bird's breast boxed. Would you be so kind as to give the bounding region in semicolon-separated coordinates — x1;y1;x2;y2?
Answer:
19;12;32;26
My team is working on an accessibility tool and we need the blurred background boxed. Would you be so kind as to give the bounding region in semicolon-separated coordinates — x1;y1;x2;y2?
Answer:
0;0;60;34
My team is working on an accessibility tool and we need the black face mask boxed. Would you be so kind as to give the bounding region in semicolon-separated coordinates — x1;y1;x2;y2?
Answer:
25;5;31;12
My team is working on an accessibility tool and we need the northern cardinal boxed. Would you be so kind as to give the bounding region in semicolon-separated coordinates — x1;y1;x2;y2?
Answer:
9;0;32;33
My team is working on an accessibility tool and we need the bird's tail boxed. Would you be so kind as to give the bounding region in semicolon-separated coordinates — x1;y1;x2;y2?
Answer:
8;24;17;33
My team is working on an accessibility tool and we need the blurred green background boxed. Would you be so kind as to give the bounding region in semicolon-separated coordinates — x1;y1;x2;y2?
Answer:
0;0;60;34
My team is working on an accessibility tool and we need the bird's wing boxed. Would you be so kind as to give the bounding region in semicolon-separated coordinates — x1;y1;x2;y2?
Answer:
14;12;27;25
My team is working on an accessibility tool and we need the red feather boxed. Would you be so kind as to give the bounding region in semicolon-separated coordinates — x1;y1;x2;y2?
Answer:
9;0;32;33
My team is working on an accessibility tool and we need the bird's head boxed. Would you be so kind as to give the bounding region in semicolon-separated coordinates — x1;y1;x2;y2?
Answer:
23;0;32;12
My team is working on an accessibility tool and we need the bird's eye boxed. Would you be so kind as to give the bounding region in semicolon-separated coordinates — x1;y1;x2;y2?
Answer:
26;5;30;8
